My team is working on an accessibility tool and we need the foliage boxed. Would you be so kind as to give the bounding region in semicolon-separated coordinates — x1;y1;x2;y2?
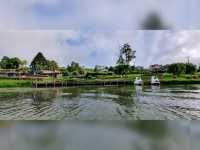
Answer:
185;63;196;74
67;61;85;75
71;71;79;76
46;60;58;71
108;66;115;72
114;64;130;76
116;43;136;76
167;63;197;76
30;52;59;74
0;56;25;69
30;52;48;73
167;63;186;76
61;69;70;76
117;43;136;66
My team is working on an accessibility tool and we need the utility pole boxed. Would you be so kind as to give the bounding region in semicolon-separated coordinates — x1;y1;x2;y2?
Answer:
185;56;190;74
186;56;190;64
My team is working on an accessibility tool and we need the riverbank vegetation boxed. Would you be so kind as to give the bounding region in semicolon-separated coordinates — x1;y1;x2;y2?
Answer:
0;79;32;88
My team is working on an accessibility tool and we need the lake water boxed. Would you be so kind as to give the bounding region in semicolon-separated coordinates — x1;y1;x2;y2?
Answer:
1;84;200;120
0;121;191;150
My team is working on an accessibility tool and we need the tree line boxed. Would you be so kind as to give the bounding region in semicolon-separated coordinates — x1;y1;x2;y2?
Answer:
0;43;199;76
165;63;197;76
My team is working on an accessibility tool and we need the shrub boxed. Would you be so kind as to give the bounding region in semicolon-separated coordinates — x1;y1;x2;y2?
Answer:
72;71;79;76
62;70;70;76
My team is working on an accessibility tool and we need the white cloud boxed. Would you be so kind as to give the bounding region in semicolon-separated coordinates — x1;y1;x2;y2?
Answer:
0;30;200;68
140;30;200;66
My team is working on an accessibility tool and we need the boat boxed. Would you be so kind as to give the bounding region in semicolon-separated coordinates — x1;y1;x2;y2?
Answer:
134;77;143;86
151;76;160;85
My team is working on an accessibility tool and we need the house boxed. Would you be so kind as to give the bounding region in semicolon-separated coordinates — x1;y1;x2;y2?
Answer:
150;64;162;72
38;70;62;78
0;69;28;78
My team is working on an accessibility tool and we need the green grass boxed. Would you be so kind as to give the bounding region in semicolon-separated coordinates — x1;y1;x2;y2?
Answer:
0;79;32;88
2;73;200;88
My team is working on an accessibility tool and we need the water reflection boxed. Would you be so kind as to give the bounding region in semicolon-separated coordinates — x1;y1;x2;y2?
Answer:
135;85;143;97
1;85;200;120
151;85;160;92
0;121;190;150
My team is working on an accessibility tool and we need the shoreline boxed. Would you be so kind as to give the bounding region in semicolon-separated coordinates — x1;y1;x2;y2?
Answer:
1;79;200;88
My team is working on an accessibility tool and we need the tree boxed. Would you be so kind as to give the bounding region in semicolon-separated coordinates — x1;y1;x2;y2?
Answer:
116;43;136;76
10;57;21;69
20;60;27;68
94;65;99;72
0;56;23;69
185;63;196;74
67;61;85;75
108;66;115;73
118;43;136;65
46;60;58;71
30;52;48;74
115;65;127;75
167;63;185;76
0;56;10;69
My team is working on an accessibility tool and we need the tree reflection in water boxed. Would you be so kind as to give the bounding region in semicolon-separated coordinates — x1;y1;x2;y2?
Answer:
31;89;58;114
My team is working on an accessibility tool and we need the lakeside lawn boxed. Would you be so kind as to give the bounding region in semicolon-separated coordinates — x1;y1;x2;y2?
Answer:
0;79;32;88
1;73;200;88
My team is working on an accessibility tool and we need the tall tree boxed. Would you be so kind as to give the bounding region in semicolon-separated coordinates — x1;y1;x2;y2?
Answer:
116;43;136;76
30;52;47;73
117;43;136;66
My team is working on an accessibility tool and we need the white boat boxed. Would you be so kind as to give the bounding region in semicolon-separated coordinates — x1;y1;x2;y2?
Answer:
151;76;160;85
134;77;143;86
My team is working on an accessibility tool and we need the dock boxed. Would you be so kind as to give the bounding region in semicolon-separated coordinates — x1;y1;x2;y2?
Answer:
32;80;136;88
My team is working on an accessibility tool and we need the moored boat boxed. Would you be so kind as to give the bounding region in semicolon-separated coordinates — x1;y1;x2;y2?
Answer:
134;77;143;86
151;76;160;85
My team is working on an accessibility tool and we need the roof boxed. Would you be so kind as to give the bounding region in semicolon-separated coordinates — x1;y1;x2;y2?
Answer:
39;70;61;74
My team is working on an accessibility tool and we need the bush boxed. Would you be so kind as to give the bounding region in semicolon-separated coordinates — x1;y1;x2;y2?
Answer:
185;75;192;79
192;75;198;79
79;69;85;75
62;70;70;76
72;71;79;76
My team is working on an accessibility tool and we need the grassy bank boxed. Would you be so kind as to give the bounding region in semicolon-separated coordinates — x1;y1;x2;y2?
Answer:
0;79;32;88
1;73;200;88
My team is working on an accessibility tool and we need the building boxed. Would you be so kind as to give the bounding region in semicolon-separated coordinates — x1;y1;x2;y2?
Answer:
0;69;28;78
150;64;162;73
38;70;62;78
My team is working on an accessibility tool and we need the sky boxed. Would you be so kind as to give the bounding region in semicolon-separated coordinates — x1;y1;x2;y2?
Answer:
1;30;200;68
0;0;200;68
0;0;197;29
